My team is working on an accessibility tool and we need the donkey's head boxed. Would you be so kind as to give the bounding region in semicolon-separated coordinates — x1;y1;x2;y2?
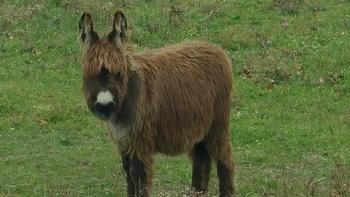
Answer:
79;11;130;121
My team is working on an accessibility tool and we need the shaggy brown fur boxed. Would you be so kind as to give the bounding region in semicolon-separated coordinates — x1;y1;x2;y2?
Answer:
79;10;235;197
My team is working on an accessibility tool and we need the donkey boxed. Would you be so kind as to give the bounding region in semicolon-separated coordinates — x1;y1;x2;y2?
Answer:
78;10;235;197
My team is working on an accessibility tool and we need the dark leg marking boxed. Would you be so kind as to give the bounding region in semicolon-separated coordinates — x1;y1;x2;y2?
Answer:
217;161;234;197
129;156;148;197
191;141;211;193
122;154;135;196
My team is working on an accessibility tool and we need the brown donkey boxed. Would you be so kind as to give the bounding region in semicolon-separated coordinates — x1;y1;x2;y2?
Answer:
78;10;235;197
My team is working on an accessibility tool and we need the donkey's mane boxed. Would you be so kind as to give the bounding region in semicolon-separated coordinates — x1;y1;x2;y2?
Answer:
82;39;133;78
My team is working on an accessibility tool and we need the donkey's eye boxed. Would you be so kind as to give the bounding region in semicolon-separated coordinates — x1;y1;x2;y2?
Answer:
114;72;124;83
83;79;91;88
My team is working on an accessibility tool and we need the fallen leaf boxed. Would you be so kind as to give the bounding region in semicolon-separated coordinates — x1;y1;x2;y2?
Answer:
282;19;289;28
266;78;275;90
319;77;325;84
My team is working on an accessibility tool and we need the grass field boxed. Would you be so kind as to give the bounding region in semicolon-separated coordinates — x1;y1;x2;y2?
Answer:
1;0;350;196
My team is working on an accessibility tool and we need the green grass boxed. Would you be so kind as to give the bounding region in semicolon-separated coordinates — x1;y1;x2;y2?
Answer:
1;0;350;196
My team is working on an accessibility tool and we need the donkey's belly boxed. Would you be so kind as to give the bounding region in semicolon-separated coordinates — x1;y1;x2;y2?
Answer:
153;99;215;154
154;125;209;155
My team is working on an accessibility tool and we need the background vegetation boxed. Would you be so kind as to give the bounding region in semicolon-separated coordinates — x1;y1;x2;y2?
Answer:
1;0;349;196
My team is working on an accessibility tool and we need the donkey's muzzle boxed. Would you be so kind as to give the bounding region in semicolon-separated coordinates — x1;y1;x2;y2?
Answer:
94;102;114;120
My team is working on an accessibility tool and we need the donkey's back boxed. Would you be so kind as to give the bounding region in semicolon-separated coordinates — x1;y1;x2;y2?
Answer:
132;41;233;155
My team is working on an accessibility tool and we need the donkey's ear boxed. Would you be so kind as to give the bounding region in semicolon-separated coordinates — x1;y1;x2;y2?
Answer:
79;12;99;46
107;10;128;49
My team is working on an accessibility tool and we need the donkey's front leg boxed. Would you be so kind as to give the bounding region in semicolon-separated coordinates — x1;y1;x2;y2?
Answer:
129;154;153;197
121;154;135;196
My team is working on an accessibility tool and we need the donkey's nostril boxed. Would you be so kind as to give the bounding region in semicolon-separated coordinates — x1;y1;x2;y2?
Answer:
94;102;114;120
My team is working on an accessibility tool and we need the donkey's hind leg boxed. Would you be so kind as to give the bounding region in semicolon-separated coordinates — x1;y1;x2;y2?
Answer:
190;141;211;193
216;141;235;197
207;122;235;197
